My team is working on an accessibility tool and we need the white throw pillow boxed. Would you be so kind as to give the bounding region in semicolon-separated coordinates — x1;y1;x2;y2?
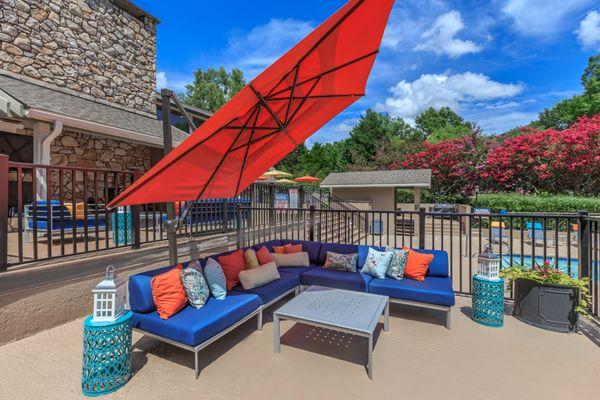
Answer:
238;262;281;290
271;252;310;267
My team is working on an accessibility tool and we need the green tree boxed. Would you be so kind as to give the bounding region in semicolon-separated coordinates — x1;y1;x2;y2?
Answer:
182;67;246;113
297;142;347;178
535;54;600;130
415;107;475;142
344;109;413;167
276;143;309;175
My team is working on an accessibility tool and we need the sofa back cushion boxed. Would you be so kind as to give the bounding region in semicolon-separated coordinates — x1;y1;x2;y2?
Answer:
318;242;359;266
281;240;322;264
415;249;449;277
252;240;282;253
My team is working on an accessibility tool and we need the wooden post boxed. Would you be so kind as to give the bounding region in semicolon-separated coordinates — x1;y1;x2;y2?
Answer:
0;154;9;271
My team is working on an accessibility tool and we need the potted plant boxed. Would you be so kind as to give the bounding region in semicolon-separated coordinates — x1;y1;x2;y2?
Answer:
500;261;591;333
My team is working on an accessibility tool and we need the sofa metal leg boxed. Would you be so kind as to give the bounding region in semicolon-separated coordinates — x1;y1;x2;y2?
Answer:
445;309;451;330
294;286;300;296
194;350;200;379
257;309;263;331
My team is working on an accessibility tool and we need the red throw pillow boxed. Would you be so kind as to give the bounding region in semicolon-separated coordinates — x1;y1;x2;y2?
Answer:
272;245;286;254
284;244;302;254
256;246;274;265
403;249;433;282
219;249;246;290
151;264;187;319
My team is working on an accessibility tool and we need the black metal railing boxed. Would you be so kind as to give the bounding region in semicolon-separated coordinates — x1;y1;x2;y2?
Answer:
237;206;600;317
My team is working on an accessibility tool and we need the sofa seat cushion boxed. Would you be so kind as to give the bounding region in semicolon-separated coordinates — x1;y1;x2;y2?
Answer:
275;265;317;275
300;267;372;292
232;272;299;305
368;276;455;307
132;292;261;347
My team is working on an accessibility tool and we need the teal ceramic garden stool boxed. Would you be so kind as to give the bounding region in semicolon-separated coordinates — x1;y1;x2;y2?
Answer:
472;275;505;327
82;311;133;397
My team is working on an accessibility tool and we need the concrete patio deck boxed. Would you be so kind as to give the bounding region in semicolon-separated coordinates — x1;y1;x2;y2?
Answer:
1;296;599;400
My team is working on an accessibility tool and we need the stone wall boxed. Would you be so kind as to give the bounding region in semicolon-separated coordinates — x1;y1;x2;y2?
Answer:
48;130;152;201
0;0;157;114
51;130;152;171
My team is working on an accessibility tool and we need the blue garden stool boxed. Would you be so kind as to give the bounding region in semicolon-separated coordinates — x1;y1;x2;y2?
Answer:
472;275;505;327
111;211;132;246
82;311;133;397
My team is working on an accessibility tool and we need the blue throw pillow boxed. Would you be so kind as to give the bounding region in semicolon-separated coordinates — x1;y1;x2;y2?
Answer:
360;248;393;279
203;258;227;300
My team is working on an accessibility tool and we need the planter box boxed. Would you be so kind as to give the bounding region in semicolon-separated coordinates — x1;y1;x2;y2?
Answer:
512;278;579;333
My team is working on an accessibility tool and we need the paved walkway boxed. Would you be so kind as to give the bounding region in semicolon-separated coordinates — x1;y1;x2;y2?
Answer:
1;297;599;400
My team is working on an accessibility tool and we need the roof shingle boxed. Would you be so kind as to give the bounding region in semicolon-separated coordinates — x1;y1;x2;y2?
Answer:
321;169;431;188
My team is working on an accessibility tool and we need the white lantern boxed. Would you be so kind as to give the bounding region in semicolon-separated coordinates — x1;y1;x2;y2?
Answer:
477;244;501;280
92;265;127;323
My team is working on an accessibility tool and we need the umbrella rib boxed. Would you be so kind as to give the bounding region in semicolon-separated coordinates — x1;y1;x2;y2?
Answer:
297;0;367;65
267;50;378;99
269;93;365;101
284;66;300;124
183;105;261;217
287;76;321;125
249;84;285;129
235;104;262;195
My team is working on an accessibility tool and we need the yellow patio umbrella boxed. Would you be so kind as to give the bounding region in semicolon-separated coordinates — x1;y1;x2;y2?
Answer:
262;169;292;179
275;178;296;185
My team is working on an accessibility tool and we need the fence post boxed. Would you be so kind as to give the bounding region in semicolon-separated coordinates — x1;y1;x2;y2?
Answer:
236;205;243;249
130;172;142;250
0;154;8;271
418;207;426;249
578;210;591;279
309;205;315;241
221;200;228;233
269;183;275;225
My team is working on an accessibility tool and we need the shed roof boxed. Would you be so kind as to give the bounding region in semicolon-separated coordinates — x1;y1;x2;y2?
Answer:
321;169;431;188
0;73;187;146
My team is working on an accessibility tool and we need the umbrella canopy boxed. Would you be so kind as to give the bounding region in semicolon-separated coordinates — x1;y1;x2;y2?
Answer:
275;178;296;185
262;169;292;178
294;175;321;183
108;0;395;208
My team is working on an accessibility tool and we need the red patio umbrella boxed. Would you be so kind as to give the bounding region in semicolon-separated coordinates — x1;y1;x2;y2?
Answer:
108;0;394;208
294;176;322;183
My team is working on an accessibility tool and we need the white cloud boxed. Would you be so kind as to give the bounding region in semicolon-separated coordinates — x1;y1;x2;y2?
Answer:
476;111;539;133
575;10;600;50
413;11;481;58
156;71;168;90
377;72;524;124
228;18;314;78
502;0;595;37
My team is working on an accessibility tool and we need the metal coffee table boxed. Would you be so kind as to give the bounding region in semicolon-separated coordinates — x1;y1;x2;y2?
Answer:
273;286;389;379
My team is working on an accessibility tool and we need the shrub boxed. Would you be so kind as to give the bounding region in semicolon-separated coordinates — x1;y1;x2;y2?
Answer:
470;193;600;213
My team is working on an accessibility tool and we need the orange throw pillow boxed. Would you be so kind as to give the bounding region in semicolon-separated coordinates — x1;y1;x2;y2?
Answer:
284;244;302;253
272;245;286;254
218;249;246;290
151;264;187;319
256;246;274;265
403;249;433;282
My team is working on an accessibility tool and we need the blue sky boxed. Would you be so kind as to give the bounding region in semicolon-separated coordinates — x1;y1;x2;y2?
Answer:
135;0;600;144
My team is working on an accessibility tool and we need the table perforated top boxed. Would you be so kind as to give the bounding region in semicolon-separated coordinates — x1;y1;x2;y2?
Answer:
274;286;388;334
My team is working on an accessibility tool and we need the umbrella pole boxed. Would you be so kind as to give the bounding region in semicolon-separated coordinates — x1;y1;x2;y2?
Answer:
161;89;178;265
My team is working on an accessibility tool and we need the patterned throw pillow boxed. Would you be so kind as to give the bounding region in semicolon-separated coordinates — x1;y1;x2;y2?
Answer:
385;247;408;280
360;248;393;279
180;264;210;309
323;251;358;272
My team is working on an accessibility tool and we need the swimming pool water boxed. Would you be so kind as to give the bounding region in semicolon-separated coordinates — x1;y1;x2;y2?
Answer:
501;255;596;279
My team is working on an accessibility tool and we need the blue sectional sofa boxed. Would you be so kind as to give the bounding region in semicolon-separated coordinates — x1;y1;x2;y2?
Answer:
128;240;454;377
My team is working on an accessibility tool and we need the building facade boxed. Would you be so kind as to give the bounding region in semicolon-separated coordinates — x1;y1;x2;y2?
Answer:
0;0;210;202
